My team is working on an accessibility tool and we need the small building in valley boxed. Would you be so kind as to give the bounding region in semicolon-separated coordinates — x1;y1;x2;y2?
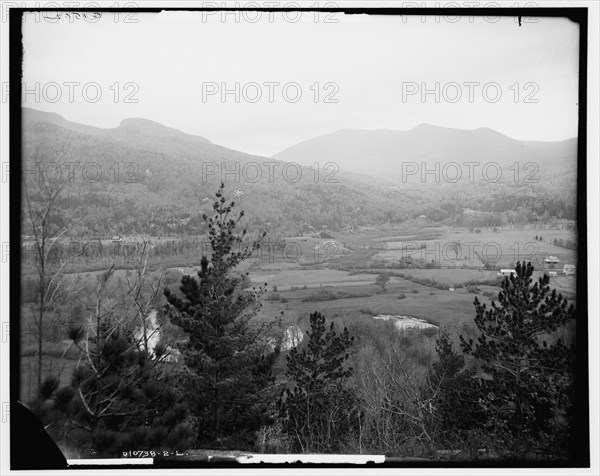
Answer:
497;269;517;277
563;264;576;276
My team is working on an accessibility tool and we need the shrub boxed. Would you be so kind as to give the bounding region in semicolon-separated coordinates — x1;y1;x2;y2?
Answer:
466;285;480;294
421;327;439;339
412;289;419;294
302;289;338;302
343;292;373;299
464;277;501;287
256;421;293;453
398;293;406;299
424;261;441;269
280;297;289;303
375;272;390;291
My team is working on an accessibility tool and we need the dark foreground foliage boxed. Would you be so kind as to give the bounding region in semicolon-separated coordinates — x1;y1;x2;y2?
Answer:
26;181;578;462
164;183;280;450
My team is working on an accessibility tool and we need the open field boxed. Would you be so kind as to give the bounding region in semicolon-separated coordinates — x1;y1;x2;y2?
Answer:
250;269;378;290
246;225;578;347
372;228;577;269
256;277;495;327
19;224;579;401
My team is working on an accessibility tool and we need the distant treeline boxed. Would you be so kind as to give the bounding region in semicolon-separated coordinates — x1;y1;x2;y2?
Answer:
23;179;576;238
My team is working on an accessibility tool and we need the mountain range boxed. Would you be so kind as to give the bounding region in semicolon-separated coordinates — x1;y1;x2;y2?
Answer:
20;108;577;237
273;124;577;183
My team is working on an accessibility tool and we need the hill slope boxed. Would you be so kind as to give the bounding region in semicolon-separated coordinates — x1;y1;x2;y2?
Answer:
273;124;577;183
21;109;424;237
20;109;577;238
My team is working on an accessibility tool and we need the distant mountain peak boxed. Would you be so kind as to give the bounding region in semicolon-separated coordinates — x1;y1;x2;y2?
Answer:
411;123;439;130
410;123;482;133
337;123;499;135
118;117;187;136
114;117;211;143
23;107;212;145
273;122;577;180
22;108;66;123
119;118;166;128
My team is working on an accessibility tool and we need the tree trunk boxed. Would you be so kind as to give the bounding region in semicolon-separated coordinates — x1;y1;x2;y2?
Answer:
37;280;44;390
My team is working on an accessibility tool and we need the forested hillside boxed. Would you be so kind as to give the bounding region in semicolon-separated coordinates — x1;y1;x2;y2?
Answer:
22;108;577;238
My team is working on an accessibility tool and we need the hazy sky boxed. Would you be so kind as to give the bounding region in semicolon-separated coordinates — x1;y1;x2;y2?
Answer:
22;10;579;156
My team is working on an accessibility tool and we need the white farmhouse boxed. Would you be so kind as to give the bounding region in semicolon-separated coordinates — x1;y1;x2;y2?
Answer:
497;269;517;277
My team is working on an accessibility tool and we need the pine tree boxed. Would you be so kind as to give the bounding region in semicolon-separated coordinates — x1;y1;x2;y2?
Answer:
280;311;357;453
164;183;278;449
428;330;483;448
31;261;194;457
460;261;576;457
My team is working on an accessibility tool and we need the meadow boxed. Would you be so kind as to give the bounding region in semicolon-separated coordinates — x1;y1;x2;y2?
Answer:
244;223;579;369
18;224;578;401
